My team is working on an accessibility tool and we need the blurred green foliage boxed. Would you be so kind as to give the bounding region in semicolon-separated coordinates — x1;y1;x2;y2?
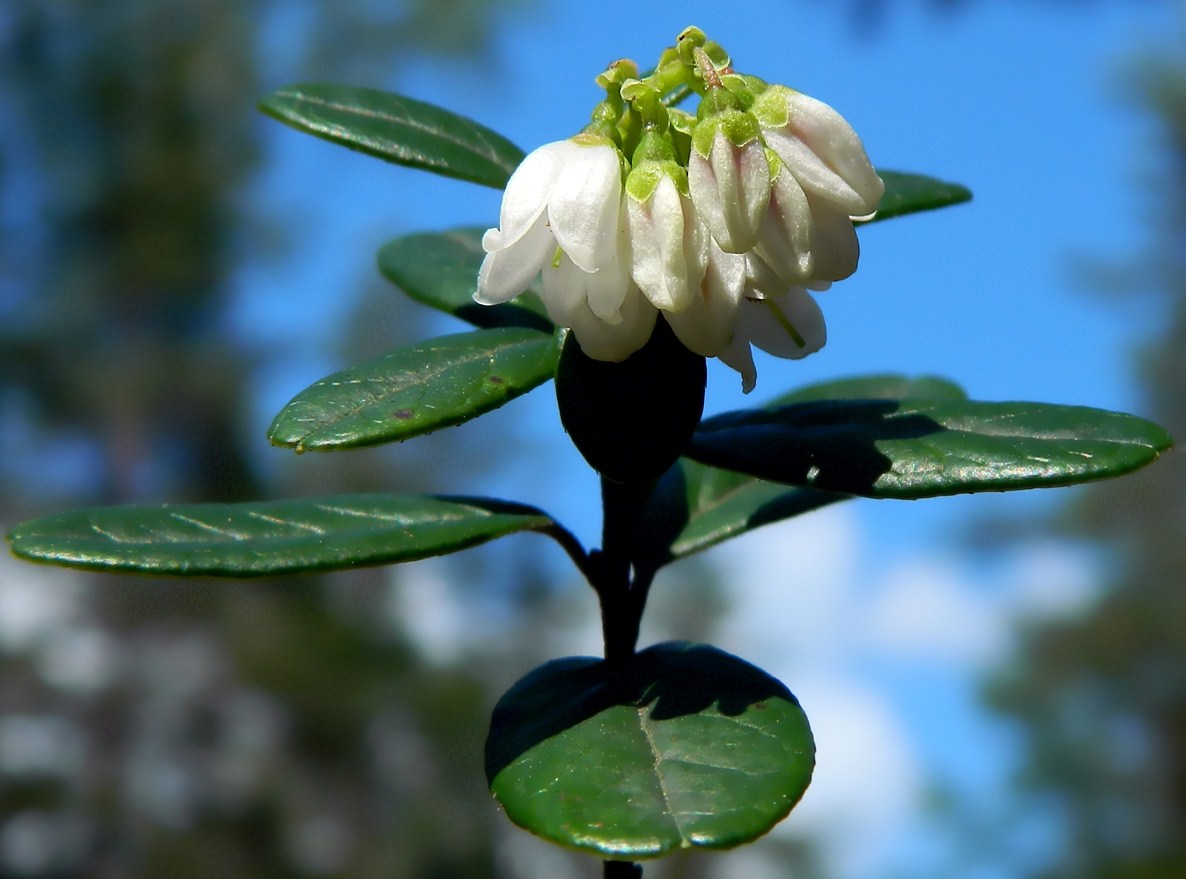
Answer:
982;26;1186;879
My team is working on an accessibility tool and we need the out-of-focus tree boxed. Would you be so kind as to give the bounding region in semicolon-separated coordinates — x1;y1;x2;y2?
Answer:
983;25;1186;879
0;2;538;877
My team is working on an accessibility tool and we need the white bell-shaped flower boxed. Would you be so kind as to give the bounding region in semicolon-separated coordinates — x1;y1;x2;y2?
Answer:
477;135;654;361
746;86;882;289
718;255;827;393
754;85;884;220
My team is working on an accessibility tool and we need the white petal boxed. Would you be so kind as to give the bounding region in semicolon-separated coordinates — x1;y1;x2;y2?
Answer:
541;222;631;325
805;198;860;282
475;214;555;304
554;285;659;362
549;143;622;273
736;288;826;360
717;333;757;393
784;91;884;215
743;252;785;300
493;141;569;247
628;177;705;312
665;241;743;356
687;151;727;251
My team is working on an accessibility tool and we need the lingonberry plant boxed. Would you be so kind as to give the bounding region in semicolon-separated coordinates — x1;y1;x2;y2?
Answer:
8;27;1173;877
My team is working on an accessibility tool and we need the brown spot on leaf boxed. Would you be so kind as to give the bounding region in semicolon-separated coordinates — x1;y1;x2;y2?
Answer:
393;409;415;420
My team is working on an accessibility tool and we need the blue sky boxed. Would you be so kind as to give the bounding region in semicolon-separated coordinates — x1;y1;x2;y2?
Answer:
234;2;1180;876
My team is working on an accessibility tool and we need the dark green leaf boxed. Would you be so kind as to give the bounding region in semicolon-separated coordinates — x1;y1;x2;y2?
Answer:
486;642;814;859
8;494;555;577
770;373;967;406
689;400;1173;500
268;328;558;452
378;229;553;332
258;84;524;189
867;171;972;223
638;462;844;568
637;374;967;567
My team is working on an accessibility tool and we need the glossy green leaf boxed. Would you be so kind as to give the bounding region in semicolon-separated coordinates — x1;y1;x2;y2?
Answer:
866;171;972;223
770;373;967;406
258;84;524;189
638;462;843;569
268;328;558;452
637;375;967;567
378;229;553;332
8;494;555;577
486;642;814;859
689;400;1173;500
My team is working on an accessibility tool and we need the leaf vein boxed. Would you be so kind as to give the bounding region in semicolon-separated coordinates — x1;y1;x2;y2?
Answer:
289;92;504;165
244;511;327;535
167;513;247;540
637;708;685;842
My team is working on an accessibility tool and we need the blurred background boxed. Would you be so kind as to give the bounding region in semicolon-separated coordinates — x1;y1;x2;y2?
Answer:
1;1;1184;877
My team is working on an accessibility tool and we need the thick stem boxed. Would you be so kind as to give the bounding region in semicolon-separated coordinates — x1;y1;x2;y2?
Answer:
604;860;642;878
595;476;655;666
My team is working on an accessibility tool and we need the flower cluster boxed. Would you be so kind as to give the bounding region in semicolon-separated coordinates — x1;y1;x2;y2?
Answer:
475;28;883;392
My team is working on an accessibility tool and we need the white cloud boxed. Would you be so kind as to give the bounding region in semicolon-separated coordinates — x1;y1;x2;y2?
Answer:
1000;543;1099;622
0;552;83;653
705;506;925;879
711;504;865;670
779;672;922;878
862;555;1010;668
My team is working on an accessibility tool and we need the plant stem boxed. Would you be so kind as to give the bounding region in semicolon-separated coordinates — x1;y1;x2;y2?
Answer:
595;476;655;665
604;860;642;878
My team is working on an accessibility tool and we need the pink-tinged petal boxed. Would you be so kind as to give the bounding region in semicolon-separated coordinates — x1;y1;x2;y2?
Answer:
765;93;883;217
689;130;769;254
687;150;727;250
475;214;555;304
785;92;884;214
493;141;569;246
549;143;623;273
763;128;864;217
737;288;826;361
754;164;813;283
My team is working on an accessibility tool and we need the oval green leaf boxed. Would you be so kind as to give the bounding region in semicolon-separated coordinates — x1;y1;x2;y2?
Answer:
486;642;814;859
268;328;558;452
8;494;555;577
636;375;967;568
378;229;553;332
688;400;1173;500
258;84;524;189
638;461;844;569
866;171;972;223
769;373;967;406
